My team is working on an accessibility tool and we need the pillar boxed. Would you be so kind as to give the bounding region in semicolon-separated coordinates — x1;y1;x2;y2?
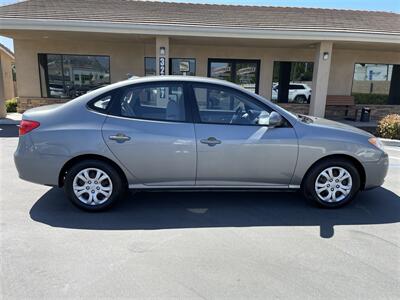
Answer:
388;64;400;105
0;56;6;118
156;36;169;76
309;41;333;117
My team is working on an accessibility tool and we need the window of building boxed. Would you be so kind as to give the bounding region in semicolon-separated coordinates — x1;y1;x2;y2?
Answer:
271;61;313;104
208;59;260;94
351;63;400;105
144;57;156;76
192;83;271;125
170;58;196;76
38;54;110;98
116;83;186;122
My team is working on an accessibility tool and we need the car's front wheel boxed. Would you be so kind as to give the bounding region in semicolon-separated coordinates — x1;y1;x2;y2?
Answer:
64;160;124;211
302;158;361;208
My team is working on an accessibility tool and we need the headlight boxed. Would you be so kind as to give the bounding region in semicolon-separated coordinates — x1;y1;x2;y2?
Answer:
368;137;384;150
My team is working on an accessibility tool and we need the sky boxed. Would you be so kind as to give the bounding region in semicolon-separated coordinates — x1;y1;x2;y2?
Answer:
1;0;400;52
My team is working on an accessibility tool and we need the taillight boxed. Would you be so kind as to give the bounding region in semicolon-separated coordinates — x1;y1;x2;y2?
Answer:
19;120;40;136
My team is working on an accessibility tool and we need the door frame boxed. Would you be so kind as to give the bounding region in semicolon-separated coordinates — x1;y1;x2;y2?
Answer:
207;58;261;94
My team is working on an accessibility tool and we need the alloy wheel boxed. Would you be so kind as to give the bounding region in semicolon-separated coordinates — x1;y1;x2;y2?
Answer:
314;166;352;203
72;168;113;205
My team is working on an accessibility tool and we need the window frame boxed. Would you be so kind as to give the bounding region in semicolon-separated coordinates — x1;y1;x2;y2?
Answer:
187;82;290;127
38;53;111;99
207;58;261;94
108;81;194;124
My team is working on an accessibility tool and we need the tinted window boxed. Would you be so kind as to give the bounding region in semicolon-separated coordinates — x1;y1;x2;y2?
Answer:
88;94;112;113
38;54;110;98
193;84;270;125
144;57;156;76
290;84;305;90
117;83;186;122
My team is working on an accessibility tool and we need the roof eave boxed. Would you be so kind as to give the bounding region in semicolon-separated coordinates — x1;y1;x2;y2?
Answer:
1;18;400;44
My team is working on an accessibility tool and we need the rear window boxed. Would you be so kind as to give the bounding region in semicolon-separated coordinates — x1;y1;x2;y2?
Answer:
88;94;112;113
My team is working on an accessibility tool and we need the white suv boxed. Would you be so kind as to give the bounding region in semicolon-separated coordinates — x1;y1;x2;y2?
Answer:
272;83;312;103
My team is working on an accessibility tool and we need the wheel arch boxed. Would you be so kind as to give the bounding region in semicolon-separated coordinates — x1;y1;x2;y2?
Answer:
58;154;128;188
300;154;366;190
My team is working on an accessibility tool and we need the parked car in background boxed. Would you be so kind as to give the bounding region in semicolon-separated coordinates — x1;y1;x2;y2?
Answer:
14;76;388;211
272;83;312;103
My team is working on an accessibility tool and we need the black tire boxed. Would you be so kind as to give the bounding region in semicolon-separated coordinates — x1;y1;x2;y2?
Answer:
294;95;307;103
64;159;125;211
302;158;361;208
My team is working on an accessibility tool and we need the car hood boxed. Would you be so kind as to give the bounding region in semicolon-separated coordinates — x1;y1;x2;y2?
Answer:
304;116;373;137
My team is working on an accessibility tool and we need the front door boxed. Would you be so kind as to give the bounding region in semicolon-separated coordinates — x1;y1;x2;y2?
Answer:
190;83;298;187
102;82;196;186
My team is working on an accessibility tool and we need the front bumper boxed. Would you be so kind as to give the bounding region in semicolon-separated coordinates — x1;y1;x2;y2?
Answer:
362;152;389;190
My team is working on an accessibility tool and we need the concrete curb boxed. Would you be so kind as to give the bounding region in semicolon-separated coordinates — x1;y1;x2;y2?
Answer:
381;138;400;147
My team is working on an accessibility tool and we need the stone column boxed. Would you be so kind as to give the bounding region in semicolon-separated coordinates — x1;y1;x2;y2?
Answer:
309;41;333;117
156;36;169;76
0;56;6;118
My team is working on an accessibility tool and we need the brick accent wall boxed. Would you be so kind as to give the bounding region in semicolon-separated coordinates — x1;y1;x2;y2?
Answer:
17;97;70;113
277;103;400;121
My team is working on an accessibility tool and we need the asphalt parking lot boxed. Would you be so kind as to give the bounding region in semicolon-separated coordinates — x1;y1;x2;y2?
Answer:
1;124;399;299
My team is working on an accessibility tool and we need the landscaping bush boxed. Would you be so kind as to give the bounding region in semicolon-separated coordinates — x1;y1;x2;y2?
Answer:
377;114;400;139
5;98;18;113
353;93;388;105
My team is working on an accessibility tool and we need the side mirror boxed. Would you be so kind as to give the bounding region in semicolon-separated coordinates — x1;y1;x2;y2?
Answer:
268;111;283;127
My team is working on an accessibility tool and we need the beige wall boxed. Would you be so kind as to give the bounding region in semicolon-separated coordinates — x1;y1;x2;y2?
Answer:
328;48;400;95
12;36;400;102
14;38;156;98
0;51;15;117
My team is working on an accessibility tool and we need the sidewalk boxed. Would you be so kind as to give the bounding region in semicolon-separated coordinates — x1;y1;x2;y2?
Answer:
0;113;22;125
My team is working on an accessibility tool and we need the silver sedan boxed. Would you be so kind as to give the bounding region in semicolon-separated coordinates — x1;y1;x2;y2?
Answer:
14;76;388;211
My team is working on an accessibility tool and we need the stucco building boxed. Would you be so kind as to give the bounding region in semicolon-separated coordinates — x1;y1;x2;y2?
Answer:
0;0;399;120
0;43;15;118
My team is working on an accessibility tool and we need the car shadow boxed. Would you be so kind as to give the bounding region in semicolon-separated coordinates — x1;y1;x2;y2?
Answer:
30;187;400;238
0;125;18;138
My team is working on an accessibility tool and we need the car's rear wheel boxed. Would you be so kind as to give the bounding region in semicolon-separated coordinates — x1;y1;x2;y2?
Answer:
64;160;124;211
302;158;360;208
294;95;307;103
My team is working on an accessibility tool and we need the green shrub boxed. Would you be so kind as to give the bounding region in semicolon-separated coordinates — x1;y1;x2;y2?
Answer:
377;114;400;139
5;98;18;113
353;93;388;105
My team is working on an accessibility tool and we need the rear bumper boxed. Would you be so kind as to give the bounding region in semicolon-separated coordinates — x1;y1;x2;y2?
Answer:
363;152;389;190
14;136;68;186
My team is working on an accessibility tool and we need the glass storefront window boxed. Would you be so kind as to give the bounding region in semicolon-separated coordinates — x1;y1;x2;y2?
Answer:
208;59;260;94
144;57;156;76
38;54;110;98
352;63;399;105
170;58;196;76
271;61;313;104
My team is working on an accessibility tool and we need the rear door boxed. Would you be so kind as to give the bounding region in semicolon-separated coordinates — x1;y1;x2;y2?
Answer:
102;81;196;187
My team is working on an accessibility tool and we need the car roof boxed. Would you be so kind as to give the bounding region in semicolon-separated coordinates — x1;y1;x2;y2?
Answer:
117;75;244;90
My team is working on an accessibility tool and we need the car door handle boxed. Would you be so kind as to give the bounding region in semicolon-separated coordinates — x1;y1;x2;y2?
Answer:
109;133;131;143
200;137;221;146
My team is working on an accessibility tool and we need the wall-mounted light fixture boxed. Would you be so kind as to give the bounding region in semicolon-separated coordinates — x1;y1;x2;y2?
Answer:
323;52;330;61
160;47;166;56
